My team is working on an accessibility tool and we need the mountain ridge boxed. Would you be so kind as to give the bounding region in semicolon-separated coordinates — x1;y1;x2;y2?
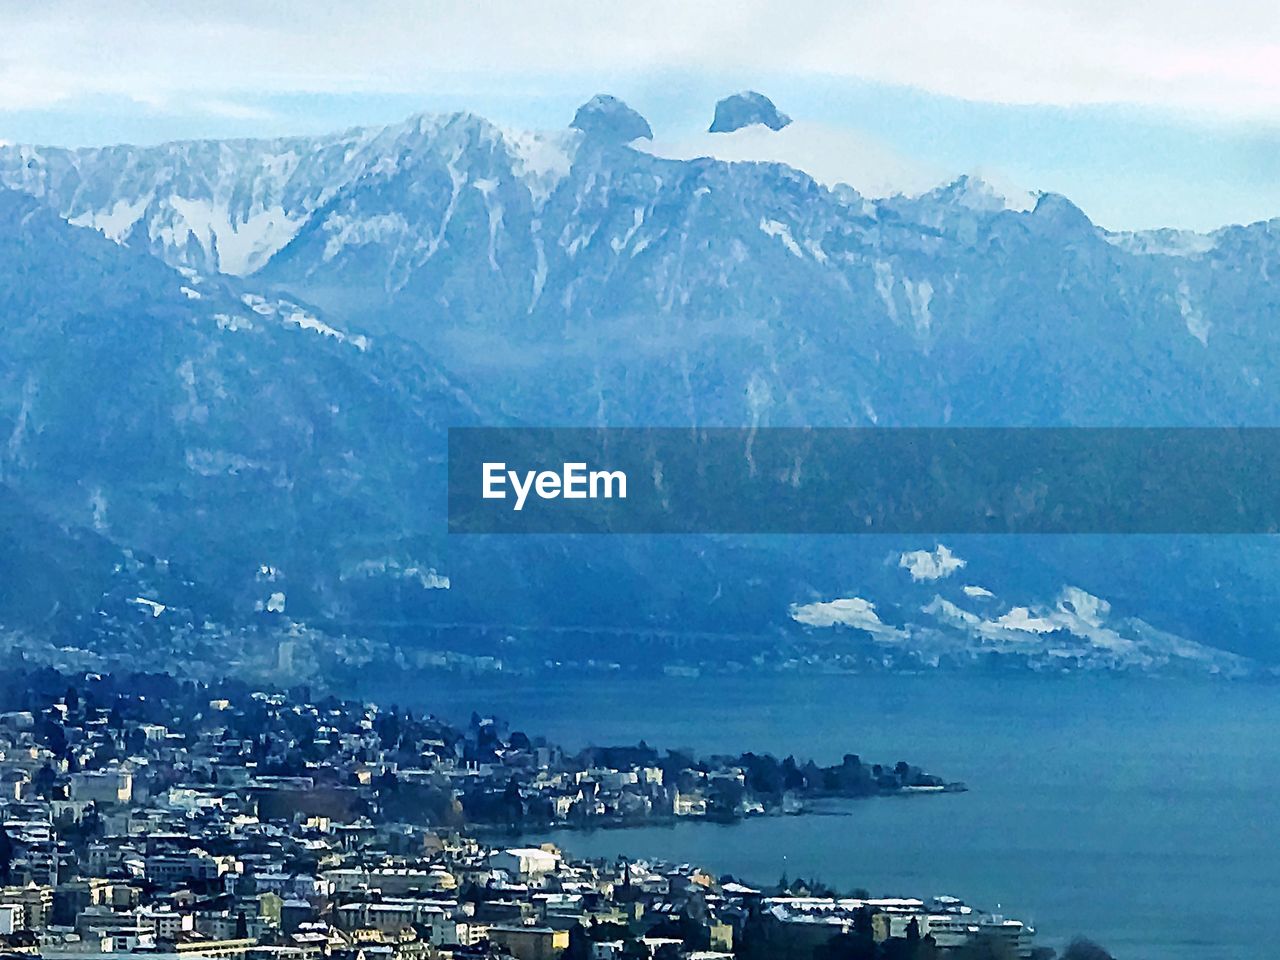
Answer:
3;97;1280;680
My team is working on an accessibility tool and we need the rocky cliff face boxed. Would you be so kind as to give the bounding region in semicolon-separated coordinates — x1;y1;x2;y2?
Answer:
709;91;792;132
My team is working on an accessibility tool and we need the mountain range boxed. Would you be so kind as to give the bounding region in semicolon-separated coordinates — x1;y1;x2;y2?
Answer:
2;92;1279;681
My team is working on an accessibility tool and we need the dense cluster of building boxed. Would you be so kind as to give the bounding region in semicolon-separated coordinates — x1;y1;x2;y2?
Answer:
0;671;1035;960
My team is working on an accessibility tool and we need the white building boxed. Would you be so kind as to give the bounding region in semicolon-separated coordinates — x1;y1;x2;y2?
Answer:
69;770;133;805
488;847;560;882
0;903;24;936
137;906;195;940
927;914;1036;958
145;850;235;886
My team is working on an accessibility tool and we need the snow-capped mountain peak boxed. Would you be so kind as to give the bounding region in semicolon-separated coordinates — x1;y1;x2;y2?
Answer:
0;109;578;277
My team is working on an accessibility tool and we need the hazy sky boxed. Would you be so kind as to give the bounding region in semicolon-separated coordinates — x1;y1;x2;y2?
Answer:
2;1;1278;231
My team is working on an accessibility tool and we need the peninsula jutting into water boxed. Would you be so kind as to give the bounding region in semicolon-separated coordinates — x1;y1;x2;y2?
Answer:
0;669;1057;960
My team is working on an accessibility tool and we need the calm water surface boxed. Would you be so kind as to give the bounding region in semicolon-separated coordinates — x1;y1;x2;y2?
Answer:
355;671;1279;960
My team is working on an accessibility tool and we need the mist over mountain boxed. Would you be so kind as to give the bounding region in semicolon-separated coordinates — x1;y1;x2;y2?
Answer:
3;95;1280;680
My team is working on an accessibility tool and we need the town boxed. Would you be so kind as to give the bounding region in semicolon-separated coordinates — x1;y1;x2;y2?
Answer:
0;670;1041;960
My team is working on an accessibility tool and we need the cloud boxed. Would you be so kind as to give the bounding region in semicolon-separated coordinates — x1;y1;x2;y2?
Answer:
642;120;944;198
197;99;279;121
899;544;967;582
2;2;1279;118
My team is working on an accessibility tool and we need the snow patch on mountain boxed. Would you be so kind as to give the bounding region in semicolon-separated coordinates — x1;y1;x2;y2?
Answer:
872;262;899;323
131;597;166;618
1176;278;1211;345
283;307;369;350
240;293;369;350
900;544;966;581
69;197;150;242
497;126;578;207
991;606;1058;635
343;558;451;590
213;313;253;332
321;212;411;262
903;279;934;335
922;595;982;627
209;204;306;275
796;566;1253;675
611;207;646;253
760;218;803;258
789;596;903;637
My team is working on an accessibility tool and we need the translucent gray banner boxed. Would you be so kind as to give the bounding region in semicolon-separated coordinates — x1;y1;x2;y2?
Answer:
447;428;1280;534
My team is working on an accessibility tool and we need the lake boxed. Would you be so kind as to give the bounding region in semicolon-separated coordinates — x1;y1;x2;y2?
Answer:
355;670;1280;959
